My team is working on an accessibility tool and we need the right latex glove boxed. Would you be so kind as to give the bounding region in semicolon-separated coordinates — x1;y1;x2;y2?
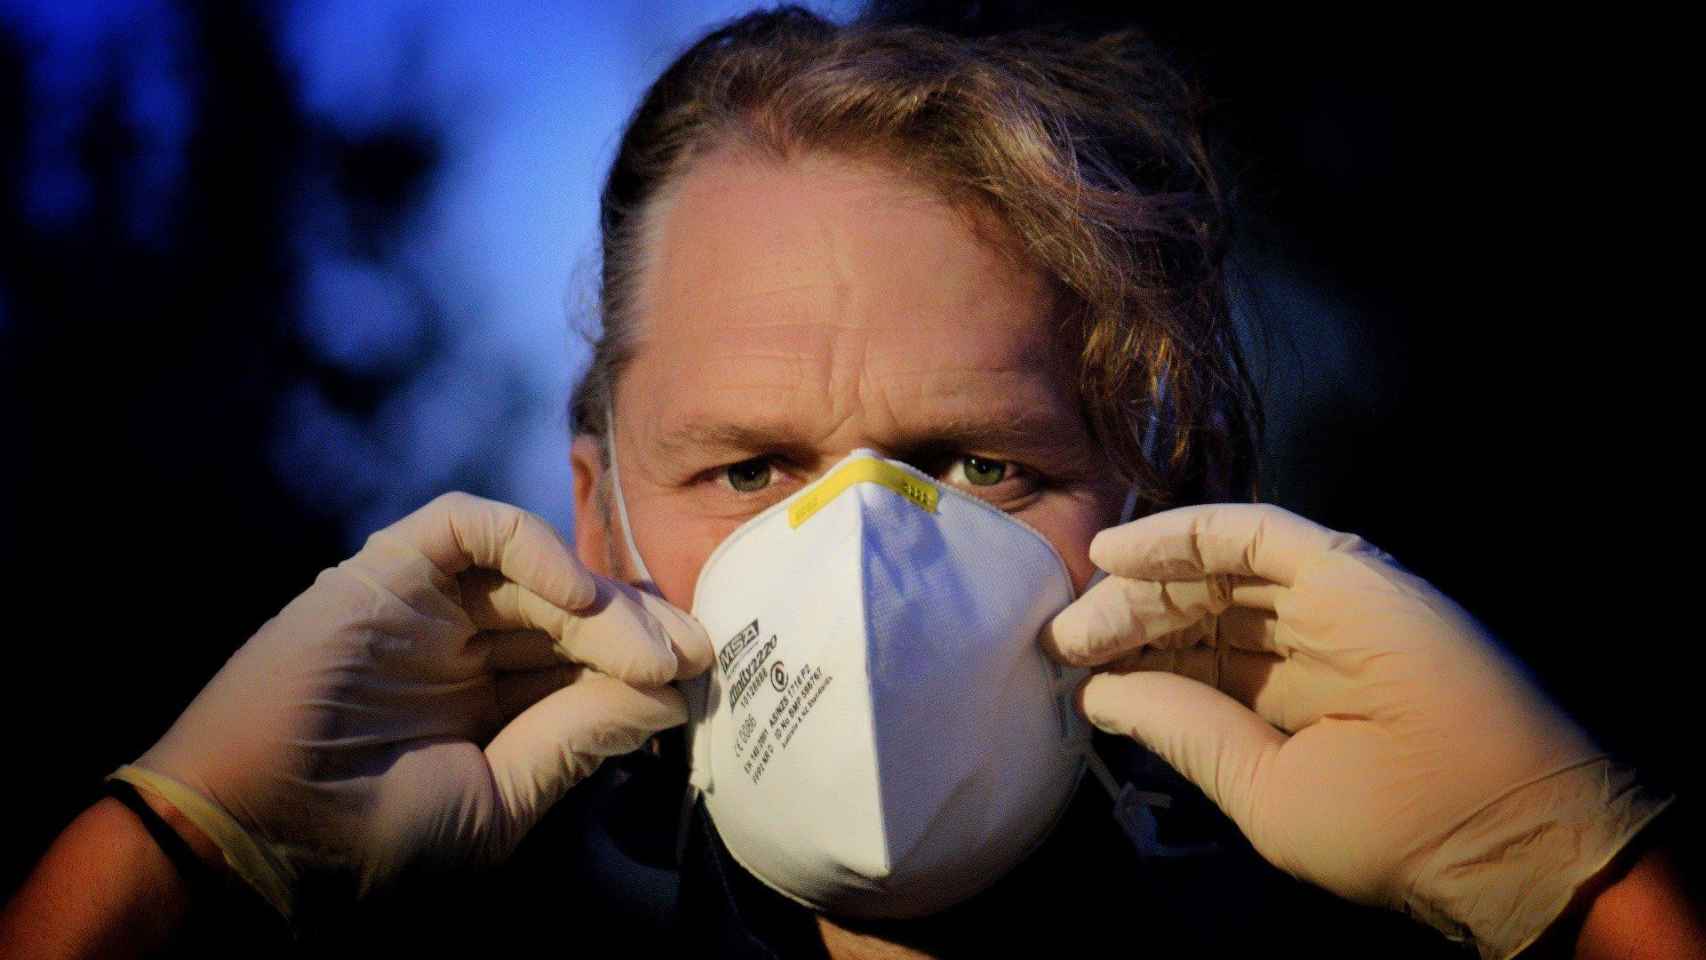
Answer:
113;492;711;921
1045;503;1671;959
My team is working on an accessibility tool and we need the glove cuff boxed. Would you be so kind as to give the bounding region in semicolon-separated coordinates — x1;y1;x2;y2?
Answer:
109;764;299;921
1403;756;1674;960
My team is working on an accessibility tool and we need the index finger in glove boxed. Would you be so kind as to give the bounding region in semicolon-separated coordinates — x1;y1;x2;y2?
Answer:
462;571;712;685
387;492;597;612
1089;503;1368;587
1043;573;1272;667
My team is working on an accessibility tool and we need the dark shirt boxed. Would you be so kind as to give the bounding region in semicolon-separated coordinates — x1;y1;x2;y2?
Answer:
668;736;1465;958
193;735;1465;958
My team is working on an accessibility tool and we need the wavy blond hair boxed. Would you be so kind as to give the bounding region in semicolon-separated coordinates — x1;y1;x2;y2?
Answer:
571;7;1259;507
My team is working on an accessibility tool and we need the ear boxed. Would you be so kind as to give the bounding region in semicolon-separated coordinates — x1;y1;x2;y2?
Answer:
570;434;613;577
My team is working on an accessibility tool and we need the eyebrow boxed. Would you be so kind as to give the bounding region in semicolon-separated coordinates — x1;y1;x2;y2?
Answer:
654;406;1093;472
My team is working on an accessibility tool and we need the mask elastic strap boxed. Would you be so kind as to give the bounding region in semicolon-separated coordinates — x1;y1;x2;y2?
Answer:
1083;749;1219;859
1140;372;1169;466
602;405;656;588
604;400;711;870
1085;469;1217;860
1126;371;1167;524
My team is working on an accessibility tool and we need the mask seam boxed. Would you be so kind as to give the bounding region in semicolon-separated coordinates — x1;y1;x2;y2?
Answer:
853;483;891;879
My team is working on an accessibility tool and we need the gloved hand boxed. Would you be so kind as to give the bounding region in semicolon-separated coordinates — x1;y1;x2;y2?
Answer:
1045;503;1671;959
112;492;711;920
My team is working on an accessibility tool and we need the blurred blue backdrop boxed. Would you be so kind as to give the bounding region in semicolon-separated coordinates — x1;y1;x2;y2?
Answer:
2;0;857;547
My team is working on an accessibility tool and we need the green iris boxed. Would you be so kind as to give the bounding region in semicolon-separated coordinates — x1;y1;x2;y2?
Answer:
961;456;1007;486
726;458;772;492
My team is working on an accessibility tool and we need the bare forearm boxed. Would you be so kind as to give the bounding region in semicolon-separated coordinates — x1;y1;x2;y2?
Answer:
1569;846;1705;960
0;798;197;959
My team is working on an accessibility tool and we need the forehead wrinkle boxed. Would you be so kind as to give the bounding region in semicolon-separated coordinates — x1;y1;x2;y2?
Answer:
626;149;1089;470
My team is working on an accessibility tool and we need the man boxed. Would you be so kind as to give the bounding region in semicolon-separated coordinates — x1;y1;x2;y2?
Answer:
1;9;1695;959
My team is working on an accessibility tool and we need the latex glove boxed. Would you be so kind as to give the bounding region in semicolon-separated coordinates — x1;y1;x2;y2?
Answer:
1045;503;1670;959
113;492;711;920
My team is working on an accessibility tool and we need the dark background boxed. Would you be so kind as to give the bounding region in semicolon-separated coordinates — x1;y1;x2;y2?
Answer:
1;0;1691;931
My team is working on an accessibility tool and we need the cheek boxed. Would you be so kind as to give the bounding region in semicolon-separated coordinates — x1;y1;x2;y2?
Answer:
1054;520;1108;595
627;497;736;611
1024;491;1127;595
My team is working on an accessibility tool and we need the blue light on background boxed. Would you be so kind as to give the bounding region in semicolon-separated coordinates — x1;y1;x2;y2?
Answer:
0;0;1358;548
278;0;857;543
1;0;860;546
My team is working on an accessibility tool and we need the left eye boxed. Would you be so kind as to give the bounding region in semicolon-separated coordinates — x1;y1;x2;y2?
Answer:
724;458;773;492
948;456;1009;487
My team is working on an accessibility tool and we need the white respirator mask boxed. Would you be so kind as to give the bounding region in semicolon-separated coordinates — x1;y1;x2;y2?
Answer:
606;431;1180;918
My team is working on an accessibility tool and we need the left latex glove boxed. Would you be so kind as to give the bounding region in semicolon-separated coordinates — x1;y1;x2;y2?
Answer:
114;492;712;920
1045;503;1670;959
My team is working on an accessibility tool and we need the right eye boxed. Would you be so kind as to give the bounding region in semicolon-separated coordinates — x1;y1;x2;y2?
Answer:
724;458;773;493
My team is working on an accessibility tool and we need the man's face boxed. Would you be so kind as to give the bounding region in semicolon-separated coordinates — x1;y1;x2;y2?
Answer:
571;147;1129;606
